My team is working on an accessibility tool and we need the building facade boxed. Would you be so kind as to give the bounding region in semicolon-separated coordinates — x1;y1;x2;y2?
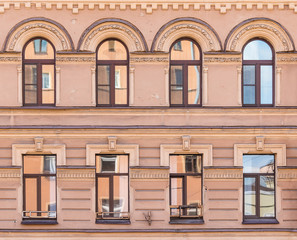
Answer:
0;0;296;239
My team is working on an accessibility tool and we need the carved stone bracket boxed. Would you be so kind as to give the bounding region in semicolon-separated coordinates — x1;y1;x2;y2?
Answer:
256;136;265;151
34;137;44;152
108;136;117;151
182;135;191;151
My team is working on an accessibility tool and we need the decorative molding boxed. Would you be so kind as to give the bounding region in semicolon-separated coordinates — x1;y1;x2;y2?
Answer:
276;66;281;106
236;66;242;106
0;168;21;179
204;56;241;63
129;67;135;105
17;65;22;106
86;144;139;166
79;21;147;52
1;2;297;14
202;66;208;105
130;57;169;63
57;169;95;179
164;67;169;105
225;19;295;52
12;142;66;166
256;136;265;151
182;135;191;151
108;136;117;151
130;168;169;179
160;144;213;166
234;143;286;167
5;20;73;52
204;169;243;179
34;137;44;152
56;56;95;62
156;24;218;52
278;169;297;179
0;57;21;62
152;18;222;52
56;66;61;106
91;66;96;106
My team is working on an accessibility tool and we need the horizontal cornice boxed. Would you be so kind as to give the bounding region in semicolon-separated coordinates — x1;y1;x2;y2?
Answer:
0;1;297;14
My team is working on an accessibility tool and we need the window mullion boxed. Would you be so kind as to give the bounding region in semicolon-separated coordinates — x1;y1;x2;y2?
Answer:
256;175;260;218
109;175;114;215
37;176;41;215
110;64;115;106
37;63;42;105
184;64;188;106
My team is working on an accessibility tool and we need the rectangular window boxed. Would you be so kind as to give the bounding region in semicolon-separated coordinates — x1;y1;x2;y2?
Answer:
23;155;56;220
243;155;276;221
169;155;203;220
96;155;129;222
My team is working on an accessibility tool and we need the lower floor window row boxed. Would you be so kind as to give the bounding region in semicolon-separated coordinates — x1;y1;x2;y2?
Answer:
22;154;277;223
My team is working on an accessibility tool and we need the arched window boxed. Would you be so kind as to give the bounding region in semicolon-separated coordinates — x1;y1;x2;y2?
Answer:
170;39;202;107
23;38;55;106
96;39;128;106
242;39;274;107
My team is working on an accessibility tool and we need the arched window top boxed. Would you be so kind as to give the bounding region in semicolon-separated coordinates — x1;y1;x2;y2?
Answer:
243;39;273;61
97;39;127;61
170;39;201;61
24;38;55;60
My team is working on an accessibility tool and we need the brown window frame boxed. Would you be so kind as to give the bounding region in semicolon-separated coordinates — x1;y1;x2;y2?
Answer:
169;154;203;220
169;38;202;107
22;154;57;222
96;39;129;107
243;154;277;223
22;37;56;106
242;38;275;107
95;154;130;222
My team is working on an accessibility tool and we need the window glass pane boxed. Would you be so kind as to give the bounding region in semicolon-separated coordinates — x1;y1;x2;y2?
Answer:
41;176;56;217
188;66;200;104
244;177;256;216
171;40;200;60
24;85;37;104
260;65;273;105
170;177;183;206
243;155;274;174
97;40;127;60
24;65;37;84
113;176;129;215
25;178;37;214
25;39;54;59
97;177;110;213
42;65;55;104
97;66;110;85
186;176;202;216
24;155;56;174
97;86;110;105
243;65;255;84
170;155;201;173
171;86;183;105
260;175;275;217
243;40;272;60
115;66;127;105
171;66;183;85
96;155;128;173
243;86;255;105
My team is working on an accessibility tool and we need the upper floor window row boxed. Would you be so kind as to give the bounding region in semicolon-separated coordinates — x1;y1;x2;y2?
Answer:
22;37;276;108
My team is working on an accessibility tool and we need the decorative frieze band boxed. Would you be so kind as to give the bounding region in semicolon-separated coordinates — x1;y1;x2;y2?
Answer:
56;56;95;63
0;57;21;62
130;168;169;179
130;57;169;63
204;169;243;179
0;168;21;179
0;2;295;14
57;169;95;180
204;56;241;63
278;169;297;179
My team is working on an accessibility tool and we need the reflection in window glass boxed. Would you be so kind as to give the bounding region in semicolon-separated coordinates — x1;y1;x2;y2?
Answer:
97;40;128;106
23;155;56;219
242;40;274;106
243;40;272;60
23;38;55;106
96;155;129;219
170;155;203;219
170;39;201;106
243;155;275;219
